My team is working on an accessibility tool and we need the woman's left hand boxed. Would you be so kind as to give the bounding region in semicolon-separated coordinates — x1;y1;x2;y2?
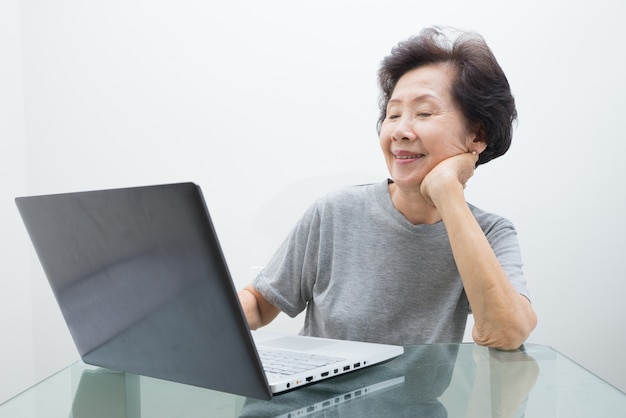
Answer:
420;151;479;207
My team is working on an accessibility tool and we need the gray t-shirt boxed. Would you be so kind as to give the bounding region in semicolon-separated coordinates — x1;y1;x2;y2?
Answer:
253;180;529;345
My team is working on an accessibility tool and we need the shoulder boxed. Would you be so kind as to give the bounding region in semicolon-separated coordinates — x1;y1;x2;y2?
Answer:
468;203;519;241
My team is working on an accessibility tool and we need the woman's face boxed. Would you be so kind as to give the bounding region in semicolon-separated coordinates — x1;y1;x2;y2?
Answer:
379;63;477;190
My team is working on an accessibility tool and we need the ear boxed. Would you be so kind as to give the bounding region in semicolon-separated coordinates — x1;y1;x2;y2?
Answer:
471;138;488;154
466;125;487;154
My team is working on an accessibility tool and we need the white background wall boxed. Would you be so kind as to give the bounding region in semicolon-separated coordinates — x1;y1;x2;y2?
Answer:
2;0;625;404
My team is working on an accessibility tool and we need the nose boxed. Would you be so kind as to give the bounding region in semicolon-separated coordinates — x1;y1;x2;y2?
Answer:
391;116;416;141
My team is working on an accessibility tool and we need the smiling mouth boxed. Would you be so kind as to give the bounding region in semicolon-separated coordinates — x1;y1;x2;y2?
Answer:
393;153;423;160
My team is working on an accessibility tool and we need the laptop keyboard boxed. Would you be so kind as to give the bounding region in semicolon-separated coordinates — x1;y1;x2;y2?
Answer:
258;348;345;376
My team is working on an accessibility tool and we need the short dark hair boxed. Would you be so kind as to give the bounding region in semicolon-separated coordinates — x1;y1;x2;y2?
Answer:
377;27;517;166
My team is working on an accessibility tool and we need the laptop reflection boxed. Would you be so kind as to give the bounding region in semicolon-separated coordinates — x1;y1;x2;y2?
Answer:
70;369;140;418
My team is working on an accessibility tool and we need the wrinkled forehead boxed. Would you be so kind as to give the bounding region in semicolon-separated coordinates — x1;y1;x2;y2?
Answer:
389;63;458;107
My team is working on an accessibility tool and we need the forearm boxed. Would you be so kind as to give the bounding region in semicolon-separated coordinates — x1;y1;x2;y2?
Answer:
437;189;536;349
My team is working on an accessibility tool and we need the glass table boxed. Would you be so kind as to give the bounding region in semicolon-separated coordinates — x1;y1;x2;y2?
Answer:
1;343;625;417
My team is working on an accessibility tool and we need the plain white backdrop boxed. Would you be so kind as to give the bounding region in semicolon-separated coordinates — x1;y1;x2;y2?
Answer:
2;0;626;403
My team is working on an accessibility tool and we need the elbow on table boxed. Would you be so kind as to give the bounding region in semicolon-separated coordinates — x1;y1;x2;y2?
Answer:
474;335;526;351
473;313;538;351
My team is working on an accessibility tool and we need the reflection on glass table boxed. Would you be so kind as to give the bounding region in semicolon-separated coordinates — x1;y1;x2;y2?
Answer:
1;343;625;417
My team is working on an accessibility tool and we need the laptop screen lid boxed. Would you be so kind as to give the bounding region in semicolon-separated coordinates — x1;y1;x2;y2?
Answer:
16;183;272;400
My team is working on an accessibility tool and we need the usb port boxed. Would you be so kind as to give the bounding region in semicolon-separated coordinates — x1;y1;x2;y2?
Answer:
343;365;350;371
353;362;361;368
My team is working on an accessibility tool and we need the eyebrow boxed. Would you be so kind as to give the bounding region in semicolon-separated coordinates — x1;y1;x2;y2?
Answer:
387;93;443;106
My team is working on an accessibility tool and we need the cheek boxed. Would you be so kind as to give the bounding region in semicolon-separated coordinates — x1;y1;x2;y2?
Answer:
426;136;467;161
378;131;392;150
437;128;473;151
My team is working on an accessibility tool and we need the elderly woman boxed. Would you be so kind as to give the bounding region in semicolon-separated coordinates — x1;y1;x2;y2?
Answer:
239;27;537;350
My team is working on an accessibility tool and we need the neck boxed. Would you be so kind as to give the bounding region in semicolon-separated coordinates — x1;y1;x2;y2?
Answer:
388;182;442;225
